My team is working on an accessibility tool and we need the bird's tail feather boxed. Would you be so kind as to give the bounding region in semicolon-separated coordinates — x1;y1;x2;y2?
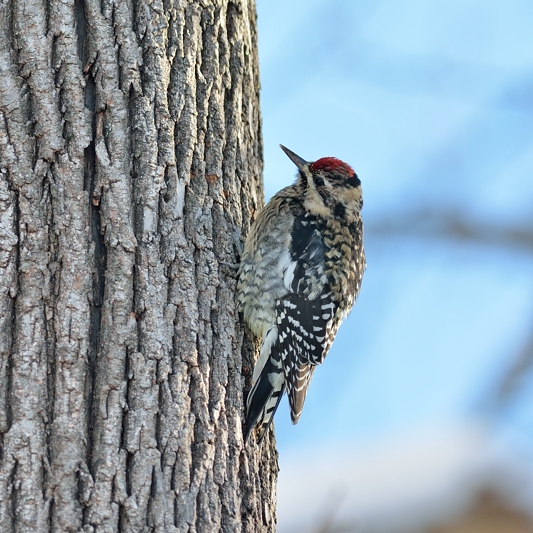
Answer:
244;353;285;443
287;364;315;424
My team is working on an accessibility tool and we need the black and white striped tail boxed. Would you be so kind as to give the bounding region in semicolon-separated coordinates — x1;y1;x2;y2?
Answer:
287;363;315;424
244;354;284;443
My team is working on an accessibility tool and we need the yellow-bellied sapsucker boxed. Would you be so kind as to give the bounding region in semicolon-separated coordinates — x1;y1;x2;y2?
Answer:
237;145;366;443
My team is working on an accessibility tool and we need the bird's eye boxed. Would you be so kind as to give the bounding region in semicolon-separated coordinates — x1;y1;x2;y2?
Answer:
314;176;325;187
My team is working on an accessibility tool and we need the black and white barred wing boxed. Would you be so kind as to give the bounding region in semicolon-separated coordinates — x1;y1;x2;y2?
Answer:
277;215;339;422
276;292;337;423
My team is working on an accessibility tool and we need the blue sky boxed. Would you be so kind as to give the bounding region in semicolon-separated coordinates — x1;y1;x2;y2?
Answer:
256;0;533;527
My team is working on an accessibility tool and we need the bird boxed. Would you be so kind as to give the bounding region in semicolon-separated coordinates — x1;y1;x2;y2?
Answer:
237;144;366;443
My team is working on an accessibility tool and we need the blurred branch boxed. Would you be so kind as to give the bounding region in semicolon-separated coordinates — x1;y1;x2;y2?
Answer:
368;209;533;255
307;491;353;533
495;327;533;405
369;207;533;411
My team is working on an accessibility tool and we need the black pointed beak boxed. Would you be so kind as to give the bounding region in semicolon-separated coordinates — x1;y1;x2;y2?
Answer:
280;144;308;171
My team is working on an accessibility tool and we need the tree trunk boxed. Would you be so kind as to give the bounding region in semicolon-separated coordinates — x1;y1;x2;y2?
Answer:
0;0;277;530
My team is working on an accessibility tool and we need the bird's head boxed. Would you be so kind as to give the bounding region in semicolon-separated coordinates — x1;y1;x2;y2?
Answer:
280;144;362;221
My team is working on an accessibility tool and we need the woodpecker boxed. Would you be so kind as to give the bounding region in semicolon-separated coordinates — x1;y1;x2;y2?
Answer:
237;145;366;443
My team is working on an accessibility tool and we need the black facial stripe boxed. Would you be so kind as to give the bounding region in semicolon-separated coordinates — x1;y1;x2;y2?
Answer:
328;172;360;188
347;174;361;188
317;187;328;203
334;203;346;219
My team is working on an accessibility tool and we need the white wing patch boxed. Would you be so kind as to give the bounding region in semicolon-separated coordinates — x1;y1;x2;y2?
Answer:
278;249;297;292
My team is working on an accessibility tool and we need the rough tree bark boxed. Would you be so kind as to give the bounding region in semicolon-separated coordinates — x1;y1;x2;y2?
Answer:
0;0;278;531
